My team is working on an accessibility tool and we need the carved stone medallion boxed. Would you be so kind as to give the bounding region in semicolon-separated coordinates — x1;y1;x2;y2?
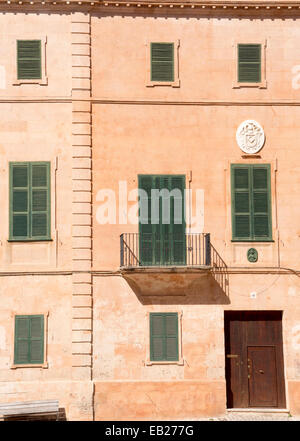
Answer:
247;248;258;263
236;120;265;154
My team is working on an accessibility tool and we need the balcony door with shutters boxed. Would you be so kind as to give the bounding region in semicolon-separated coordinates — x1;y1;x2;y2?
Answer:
139;175;186;266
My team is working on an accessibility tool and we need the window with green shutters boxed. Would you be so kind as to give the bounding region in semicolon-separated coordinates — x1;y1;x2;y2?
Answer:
17;40;42;80
14;315;44;365
9;162;51;241
231;164;272;241
150;313;179;362
238;44;261;83
138;175;186;266
151;43;174;82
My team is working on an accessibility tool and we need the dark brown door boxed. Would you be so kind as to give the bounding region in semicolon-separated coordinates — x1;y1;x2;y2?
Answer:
224;311;286;408
248;346;278;407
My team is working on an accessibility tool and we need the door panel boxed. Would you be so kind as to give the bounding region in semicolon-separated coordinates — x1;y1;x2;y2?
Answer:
248;346;278;407
225;311;286;409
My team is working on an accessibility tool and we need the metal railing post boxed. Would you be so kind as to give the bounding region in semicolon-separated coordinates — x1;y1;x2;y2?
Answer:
205;233;211;266
120;234;124;267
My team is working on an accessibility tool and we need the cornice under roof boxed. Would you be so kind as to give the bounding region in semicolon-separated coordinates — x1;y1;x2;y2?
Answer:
1;0;300;10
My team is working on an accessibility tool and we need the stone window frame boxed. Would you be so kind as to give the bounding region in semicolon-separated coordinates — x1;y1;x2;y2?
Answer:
232;38;267;89
146;39;180;88
144;310;184;366
10;311;49;369
13;36;48;86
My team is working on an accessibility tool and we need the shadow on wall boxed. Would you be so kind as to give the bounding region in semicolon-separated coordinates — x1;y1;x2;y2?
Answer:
3;408;67;421
122;243;230;305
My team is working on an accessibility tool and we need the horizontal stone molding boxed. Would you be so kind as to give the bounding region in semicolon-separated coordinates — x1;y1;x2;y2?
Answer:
71;90;91;99
72;318;92;331
72;330;92;343
72;180;92;192
72;134;91;146
72;248;92;260
72;202;92;215
72;55;91;68
72;307;92;319
72;112;91;123
72;169;92;180
72;260;92;271
72;213;92;225
72;157;92;169
71;23;90;34
72;100;91;112
5;97;300;106
72;78;91;90
72;283;92;295
72;11;90;22
72;295;92;307
72;146;92;157
5;1;300;10
72;45;91;57
72;342;92;355
72;34;91;45
72;273;92;284
73;192;92;204
72;123;91;135
71;354;92;367
72;225;92;237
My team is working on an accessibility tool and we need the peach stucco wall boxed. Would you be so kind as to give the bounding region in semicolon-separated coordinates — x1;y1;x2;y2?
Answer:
91;12;300;419
0;6;299;420
0;10;85;420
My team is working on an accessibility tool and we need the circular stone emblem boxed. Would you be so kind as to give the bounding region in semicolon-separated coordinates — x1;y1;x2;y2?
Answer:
247;248;258;263
236;120;265;154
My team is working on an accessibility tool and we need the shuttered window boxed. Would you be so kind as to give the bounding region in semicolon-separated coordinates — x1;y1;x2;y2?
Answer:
9;162;51;241
139;175;186;265
17;40;42;80
151;43;174;82
14;315;44;365
238;44;261;83
231;164;272;241
150;313;179;362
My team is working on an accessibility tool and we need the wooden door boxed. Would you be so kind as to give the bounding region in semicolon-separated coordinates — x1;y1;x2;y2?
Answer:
248;346;278;407
225;311;286;408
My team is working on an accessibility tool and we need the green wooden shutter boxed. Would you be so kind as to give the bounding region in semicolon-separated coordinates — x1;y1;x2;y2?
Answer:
150;313;179;361
252;166;271;239
170;176;186;265
165;313;179;361
10;163;29;239
17;40;41;80
10;162;50;241
14;315;44;364
139;175;154;265
14;316;30;364
151;43;174;82
150;313;165;361
29;315;44;364
232;166;251;240
231;164;272;241
154;176;163;264
238;44;261;83
31;163;50;238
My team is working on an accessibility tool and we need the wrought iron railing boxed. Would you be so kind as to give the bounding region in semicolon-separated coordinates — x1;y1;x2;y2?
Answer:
120;233;211;267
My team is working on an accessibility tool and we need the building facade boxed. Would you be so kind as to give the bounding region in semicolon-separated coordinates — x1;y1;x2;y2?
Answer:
0;0;300;421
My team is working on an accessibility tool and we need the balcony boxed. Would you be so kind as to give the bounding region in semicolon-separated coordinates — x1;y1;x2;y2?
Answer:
119;233;224;299
120;232;211;268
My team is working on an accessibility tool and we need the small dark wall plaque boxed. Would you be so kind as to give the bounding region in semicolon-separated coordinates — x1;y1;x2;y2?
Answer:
247;248;258;263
